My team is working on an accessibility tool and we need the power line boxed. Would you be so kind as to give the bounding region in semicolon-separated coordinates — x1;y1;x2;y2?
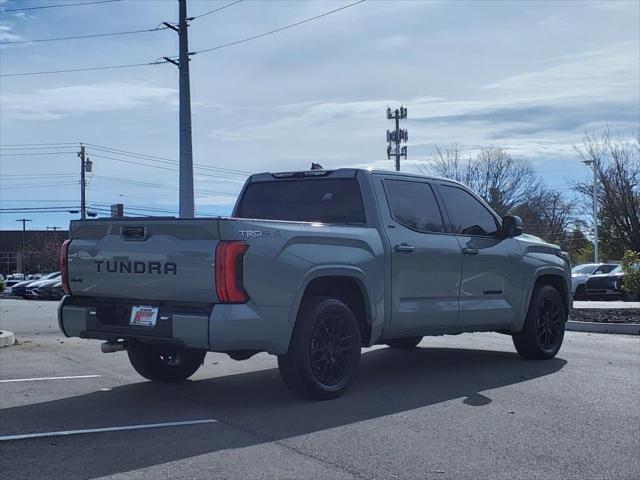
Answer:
0;142;77;147
0;0;121;13
0;206;79;212
1;182;79;189
89;153;245;182
0;0;367;77
0;25;168;45
193;0;367;55
92;175;238;197
0;60;167;78
85;143;252;175
191;0;244;20
0;145;79;150
0;151;77;156
1;173;76;178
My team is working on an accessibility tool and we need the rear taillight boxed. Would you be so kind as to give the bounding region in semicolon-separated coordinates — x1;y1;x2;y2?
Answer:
60;239;71;295
215;241;249;303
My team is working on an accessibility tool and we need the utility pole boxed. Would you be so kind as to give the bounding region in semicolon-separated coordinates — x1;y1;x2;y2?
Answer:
78;144;88;220
16;218;32;273
582;159;599;263
164;0;194;218
386;106;408;171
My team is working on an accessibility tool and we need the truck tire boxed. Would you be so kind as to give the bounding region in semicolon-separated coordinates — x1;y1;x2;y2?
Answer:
127;344;206;383
385;336;422;349
278;297;361;400
512;285;566;360
574;285;585;300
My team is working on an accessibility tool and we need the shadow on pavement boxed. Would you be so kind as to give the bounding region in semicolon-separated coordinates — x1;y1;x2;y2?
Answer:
0;347;566;479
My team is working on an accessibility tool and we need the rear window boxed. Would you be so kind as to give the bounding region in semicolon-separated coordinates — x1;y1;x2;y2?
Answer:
236;178;366;224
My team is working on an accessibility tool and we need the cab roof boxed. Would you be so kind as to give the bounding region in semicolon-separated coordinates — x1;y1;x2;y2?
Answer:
249;167;459;185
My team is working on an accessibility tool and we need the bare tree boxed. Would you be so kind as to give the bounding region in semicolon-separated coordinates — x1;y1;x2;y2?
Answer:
418;146;542;216
514;189;577;243
25;233;65;273
418;144;582;246
572;130;640;258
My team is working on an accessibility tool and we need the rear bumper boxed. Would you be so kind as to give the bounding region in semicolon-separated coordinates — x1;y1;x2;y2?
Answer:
58;296;292;355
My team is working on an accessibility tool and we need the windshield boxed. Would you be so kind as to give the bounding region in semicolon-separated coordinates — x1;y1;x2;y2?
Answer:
44;271;61;279
572;264;596;274
236;178;366;224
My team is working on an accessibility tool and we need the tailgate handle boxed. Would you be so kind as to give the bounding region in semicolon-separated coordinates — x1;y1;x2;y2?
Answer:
121;226;147;241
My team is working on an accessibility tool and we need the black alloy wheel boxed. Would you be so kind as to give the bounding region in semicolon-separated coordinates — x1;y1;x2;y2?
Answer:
536;295;563;352
309;313;355;386
513;285;566;360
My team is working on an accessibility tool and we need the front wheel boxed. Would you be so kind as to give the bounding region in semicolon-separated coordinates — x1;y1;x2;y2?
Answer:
574;285;585;300
513;285;566;360
278;297;361;400
127;344;206;382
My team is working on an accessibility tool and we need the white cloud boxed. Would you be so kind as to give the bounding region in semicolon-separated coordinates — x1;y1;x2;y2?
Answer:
1;82;177;120
207;39;638;169
0;23;21;42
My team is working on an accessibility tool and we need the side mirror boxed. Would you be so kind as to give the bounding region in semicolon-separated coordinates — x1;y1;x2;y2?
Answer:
501;215;523;237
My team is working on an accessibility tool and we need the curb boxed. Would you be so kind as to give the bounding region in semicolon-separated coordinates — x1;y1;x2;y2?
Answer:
0;330;15;347
567;321;640;335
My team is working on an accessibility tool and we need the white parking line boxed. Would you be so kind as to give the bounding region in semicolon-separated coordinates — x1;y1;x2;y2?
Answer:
0;375;101;383
0;419;219;441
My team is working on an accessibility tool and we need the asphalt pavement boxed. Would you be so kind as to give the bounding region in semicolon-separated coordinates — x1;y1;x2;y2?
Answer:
0;299;638;480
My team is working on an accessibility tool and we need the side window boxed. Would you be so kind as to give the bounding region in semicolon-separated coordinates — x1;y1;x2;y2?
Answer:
384;180;445;233
439;185;499;236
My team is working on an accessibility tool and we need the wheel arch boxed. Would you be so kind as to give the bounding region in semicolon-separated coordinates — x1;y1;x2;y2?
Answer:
290;267;377;347
521;268;571;326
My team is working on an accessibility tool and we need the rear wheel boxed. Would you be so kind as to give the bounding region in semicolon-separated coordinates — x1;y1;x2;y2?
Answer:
385;336;422;349
278;297;361;400
513;285;565;360
127;344;205;382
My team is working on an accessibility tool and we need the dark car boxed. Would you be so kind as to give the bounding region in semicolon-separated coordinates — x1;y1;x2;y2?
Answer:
35;280;64;301
585;266;626;299
20;272;61;298
11;279;38;297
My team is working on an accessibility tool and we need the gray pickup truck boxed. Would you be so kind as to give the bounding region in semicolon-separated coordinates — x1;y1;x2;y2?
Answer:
59;168;571;400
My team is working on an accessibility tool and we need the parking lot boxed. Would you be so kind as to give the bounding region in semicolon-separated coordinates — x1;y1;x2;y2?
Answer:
1;299;638;480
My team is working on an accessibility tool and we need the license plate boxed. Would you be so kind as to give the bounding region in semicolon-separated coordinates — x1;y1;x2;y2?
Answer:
129;305;159;327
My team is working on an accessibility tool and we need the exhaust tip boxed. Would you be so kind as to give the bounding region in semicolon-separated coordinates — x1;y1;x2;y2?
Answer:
101;341;127;353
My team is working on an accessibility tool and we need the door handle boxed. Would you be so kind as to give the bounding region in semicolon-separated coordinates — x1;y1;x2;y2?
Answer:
395;243;415;253
463;247;479;255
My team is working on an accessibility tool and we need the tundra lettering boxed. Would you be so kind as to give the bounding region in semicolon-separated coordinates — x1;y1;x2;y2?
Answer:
94;260;177;275
60;168;571;401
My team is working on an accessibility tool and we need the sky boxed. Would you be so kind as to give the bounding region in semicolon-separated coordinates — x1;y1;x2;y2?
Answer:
0;0;639;230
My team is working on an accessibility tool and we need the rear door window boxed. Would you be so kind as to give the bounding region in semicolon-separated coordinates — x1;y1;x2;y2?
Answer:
383;179;445;233
236;178;366;224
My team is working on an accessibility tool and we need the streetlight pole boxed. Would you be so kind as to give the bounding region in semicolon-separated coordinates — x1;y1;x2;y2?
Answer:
582;159;598;263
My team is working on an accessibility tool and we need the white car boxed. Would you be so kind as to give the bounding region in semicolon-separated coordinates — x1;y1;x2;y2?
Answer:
571;263;619;299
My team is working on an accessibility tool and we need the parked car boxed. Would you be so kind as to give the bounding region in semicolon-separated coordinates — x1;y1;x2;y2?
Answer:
3;278;25;295
35;280;64;301
571;263;619;299
59;168;571;400
585;265;626;299
7;273;25;281
20;272;60;298
10;279;35;297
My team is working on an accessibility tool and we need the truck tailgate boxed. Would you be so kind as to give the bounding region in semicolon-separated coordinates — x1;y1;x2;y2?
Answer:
67;218;220;303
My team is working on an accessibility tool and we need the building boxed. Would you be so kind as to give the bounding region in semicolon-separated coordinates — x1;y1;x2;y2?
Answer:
0;230;69;276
